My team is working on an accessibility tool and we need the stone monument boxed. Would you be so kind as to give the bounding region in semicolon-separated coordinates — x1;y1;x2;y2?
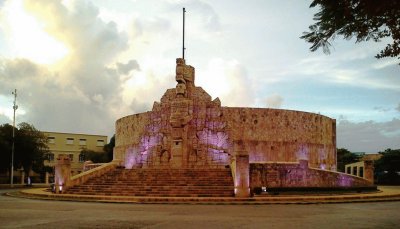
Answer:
111;58;374;197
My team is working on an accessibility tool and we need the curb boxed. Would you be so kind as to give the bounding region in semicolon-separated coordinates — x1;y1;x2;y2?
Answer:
5;187;400;205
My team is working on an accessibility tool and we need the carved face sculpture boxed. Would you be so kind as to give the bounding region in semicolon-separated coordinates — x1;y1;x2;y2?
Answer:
176;58;185;65
176;83;186;96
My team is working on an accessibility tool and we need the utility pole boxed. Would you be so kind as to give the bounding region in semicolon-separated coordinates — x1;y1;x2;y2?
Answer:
182;7;186;60
11;89;18;187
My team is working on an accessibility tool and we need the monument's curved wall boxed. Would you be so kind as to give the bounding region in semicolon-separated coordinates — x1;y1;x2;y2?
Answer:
222;107;337;170
114;102;336;170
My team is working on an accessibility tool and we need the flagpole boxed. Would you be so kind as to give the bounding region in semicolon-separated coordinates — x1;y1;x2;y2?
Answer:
11;89;18;187
183;7;186;60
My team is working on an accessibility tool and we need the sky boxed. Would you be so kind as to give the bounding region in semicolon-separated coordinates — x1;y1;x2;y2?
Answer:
0;0;399;153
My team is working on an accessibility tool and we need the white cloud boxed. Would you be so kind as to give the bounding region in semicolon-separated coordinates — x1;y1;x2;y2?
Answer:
197;58;254;107
265;94;284;108
0;0;133;135
116;59;140;75
337;118;400;152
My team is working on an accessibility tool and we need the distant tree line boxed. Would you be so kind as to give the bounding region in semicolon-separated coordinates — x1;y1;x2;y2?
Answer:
374;149;400;185
337;148;400;185
0;122;115;183
80;135;115;163
0;122;50;179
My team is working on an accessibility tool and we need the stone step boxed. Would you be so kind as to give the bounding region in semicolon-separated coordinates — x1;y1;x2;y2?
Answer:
66;167;234;197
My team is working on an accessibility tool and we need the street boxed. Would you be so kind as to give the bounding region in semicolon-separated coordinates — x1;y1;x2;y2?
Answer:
0;189;399;228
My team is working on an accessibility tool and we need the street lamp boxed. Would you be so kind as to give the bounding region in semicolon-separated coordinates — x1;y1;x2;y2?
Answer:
11;89;18;187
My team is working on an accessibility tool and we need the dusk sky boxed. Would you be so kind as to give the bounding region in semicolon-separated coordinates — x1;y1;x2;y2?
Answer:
0;0;399;153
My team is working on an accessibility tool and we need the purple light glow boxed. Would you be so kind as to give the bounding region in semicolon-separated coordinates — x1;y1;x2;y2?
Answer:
208;148;229;163
125;133;163;168
296;144;309;160
318;148;328;169
125;147;140;169
197;130;230;149
206;121;226;130
337;173;354;187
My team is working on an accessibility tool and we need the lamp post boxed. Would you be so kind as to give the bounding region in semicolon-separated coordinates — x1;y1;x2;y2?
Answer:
11;89;18;187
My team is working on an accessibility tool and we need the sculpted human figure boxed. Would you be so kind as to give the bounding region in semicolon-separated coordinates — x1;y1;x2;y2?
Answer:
176;58;185;83
176;82;186;97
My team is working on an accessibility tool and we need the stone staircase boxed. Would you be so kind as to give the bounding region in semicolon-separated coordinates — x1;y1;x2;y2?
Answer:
65;168;234;197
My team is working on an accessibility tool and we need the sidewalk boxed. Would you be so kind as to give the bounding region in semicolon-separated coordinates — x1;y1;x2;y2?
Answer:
6;186;400;204
0;183;50;189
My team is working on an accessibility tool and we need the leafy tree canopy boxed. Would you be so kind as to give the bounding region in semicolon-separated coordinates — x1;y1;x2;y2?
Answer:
0;122;49;174
81;135;115;163
301;0;400;64
80;149;109;163
103;134;115;162
336;148;360;172
374;148;400;184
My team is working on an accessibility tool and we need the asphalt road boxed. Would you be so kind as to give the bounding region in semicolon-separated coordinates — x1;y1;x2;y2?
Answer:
1;189;399;229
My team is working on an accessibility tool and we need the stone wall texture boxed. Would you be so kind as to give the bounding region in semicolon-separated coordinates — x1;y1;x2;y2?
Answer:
222;107;336;170
249;160;373;189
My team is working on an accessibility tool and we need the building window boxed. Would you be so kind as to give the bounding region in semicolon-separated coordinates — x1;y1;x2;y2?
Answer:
66;138;74;145
353;166;357;176
79;139;87;146
96;139;105;147
79;153;85;162
69;154;74;161
47;153;54;161
346;167;351;174
359;167;364;178
48;137;55;144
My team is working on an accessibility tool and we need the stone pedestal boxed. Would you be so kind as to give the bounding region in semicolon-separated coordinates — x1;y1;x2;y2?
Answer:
364;160;374;184
45;172;49;184
299;159;309;169
20;171;25;185
234;151;250;197
55;155;71;193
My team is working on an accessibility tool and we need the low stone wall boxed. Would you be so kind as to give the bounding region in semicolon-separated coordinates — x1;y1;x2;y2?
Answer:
66;162;117;190
83;162;106;172
249;160;373;191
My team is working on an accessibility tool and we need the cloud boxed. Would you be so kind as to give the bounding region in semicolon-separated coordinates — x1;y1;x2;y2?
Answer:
337;118;400;152
265;94;284;108
0;0;135;135
396;103;400;112
197;58;254;107
0;113;10;124
166;0;221;32
373;106;391;112
116;59;140;75
0;58;112;134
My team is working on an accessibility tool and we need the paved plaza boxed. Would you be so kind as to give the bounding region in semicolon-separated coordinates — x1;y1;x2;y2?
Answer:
1;189;400;228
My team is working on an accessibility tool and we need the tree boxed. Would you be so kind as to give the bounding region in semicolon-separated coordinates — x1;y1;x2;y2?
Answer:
336;148;360;172
15;123;50;175
80;149;108;163
0;122;49;176
0;124;14;173
81;135;115;163
374;148;400;184
301;0;400;64
103;135;115;162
